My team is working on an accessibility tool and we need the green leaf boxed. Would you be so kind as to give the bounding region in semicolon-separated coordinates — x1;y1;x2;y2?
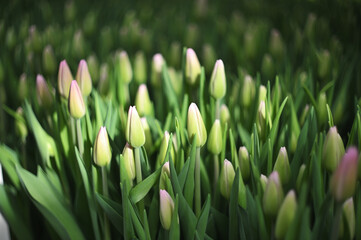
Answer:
121;182;134;240
169;194;180;240
128;198;146;240
0;145;20;189
326;104;334;128
196;194;211;239
129;165;162;204
268;96;288;146
17;166;85;240
183;136;197;208
162;64;179;111
95;193;123;234
199;67;206;124
229;170;240;240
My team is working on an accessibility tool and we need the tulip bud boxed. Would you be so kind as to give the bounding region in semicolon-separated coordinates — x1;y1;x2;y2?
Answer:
273;147;291;185
64;1;76;23
341;198;355;239
322;127;345;172
159;161;171;190
134;51;147;84
269;29;285;60
141;117;153;153
185;48;201;85
220;104;230;128
72;30;85;58
93;127;112;167
330;147;358;202
317;92;327;126
126;106;145;148
169;41;181;68
207;120;222;155
135;84;154;117
259;85;267;103
209;60;226;99
118;51;133;84
305;13;316;40
220;159;236;199
15;107;27;142
42;45;56;75
238;146;250;181
122;143;135;181
202;44;216;74
68;80;86;119
275;190;298;239
296;164;306;192
18;73;28;102
151;53;165;88
242;75;256;107
58;60;74;98
317;49;330;80
300;104;310;127
261;54;275;80
187;103;207;147
159;189;175;230
157;131;175;168
5;27;16;50
98;64;109;96
76;59;92;96
260;174;268;193
87;55;99;84
244;30;257;60
257;101;266;139
263;171;284;217
36;74;53;110
168;67;182;96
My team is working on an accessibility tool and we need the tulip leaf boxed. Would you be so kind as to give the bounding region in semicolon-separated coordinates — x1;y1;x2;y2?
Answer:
229;170;240;240
95;193;123;234
269;96;288;146
121;181;134;240
183;136;197;208
128;198;146;240
169;194;180;240
196;194;211;239
178;155;190;190
0;144;20;189
162;64;179;111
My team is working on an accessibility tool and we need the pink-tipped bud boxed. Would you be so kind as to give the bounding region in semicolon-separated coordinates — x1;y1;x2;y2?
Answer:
36;74;53;110
76;59;92;96
58;60;73;98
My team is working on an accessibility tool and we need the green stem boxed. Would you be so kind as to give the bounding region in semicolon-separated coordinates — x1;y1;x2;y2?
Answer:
213;154;219;194
216;99;221;120
102;167;110;240
135;147;142;183
76;119;84;156
331;202;342;240
70;117;76;145
195;147;201;217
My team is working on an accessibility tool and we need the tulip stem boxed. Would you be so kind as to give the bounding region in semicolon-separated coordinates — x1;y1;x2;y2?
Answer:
76;119;84;156
213;154;219;194
135;147;142;183
216;99;220;120
195;147;201;217
331;202;342;240
102;167;110;240
70;118;76;144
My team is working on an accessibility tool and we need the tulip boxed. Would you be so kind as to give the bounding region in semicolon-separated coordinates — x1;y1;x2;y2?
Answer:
207;120;222;155
275;190;297;239
238;146;250;181
93;127;112;167
219;159;235;199
242;75;255;108
122;143;135;181
322;127;345;172
273;147;291;185
68;81;86;119
126;106;145;148
58;60;73;98
209;60;226;99
76;59;92;96
151;53;165;88
141;117;153;153
187;103;207;147
159;189;175;230
118;51;133;84
185;48;201;85
36;74;53;110
134;51;147;84
263;171;284;217
135;84;154;117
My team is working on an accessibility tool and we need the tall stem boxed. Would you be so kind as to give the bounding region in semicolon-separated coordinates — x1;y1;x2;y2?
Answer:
331;202;342;240
195;147;201;217
70;118;76;144
76;119;84;156
102;167;110;240
216;99;221;120
135;147;142;183
213;154;219;194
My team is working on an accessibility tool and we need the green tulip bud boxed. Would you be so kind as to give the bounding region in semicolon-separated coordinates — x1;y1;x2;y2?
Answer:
330;147;358;202
15;107;27;143
322;127;345;172
296;164;306;192
87;55;99;84
76;59;92;96
151;53;165;88
135;84;154;117
83;12;97;36
341;198;355;239
238;146;250;181
64;1;76;23
185;48;201;85
98;64;109;96
42;45;56;75
257;101;266;139
209;59;226;99
157;131;175;168
220;159;236;199
5;27;16;50
118;51;133;84
317;92;327;126
122;143;135;181
168;67;183;96
244;30;257;60
275;190;298;239
207;120;222;155
134;51;147;84
29;25;42;53
220;104;230;128
72;30;85;58
58;60;74;98
273;147;291;185
305;13;316;40
18;73;28;102
263;171;284;217
141;117;153;153
260;174;268;193
169;42;181;68
300;104;310;127
36;74;54;110
261;53;275;80
185;24;198;47
269;29;285;60
68;80;86;119
202;44;217;74
259;85;267;103
93;126;112;167
317;49;330;80
126;106;145;148
187;103;207;147
159;189;175;230
159;161;171;190
242;75;256;107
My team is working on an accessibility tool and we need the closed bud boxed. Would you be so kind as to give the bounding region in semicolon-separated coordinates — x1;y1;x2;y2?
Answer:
87;55;99;84
159;189;175;230
238;146;250;181
317;92;327;126
260;174;268;193
209;59;226;99
168;68;183;96
42;45;56;75
322;127;345;172
261;54;275;80
157;131;175;168
98;64;110;96
122;143;135;180
76;59;92;96
118;51;133;84
58;60;73;98
72;30;85;58
257;101;266;139
134;51;147;84
263;171;284;217
207;120;222;155
202;44;216;74
15;107;27;142
68;80;86;119
169;42;181;68
300;104;310;127
126;106;145;148
185;48;201;85
317;49;330;79
220;104;230;128
18;73;28;102
187;103;207;147
275;190;298;239
269;29;285;60
141;117;153;153
273;147;291;185
135;84;154;117
242;75;255;107
220;159;236;199
159;161;171;190
340;198;355;239
296;164;306;192
259;85;267;103
151;53;165;88
93;127;112;167
36;74;53;110
330;147;358;202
